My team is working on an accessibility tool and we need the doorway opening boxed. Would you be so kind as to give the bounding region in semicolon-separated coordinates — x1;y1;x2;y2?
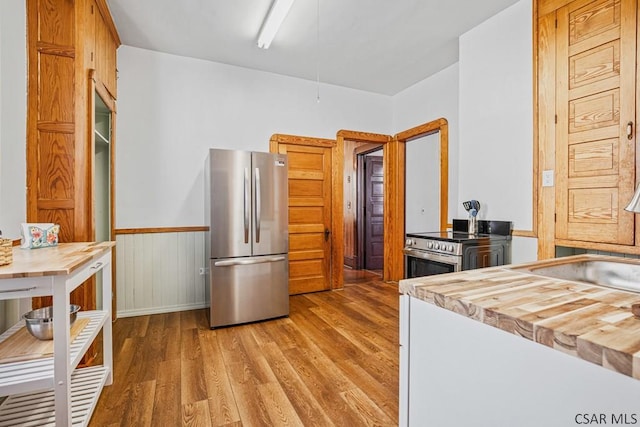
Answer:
342;138;385;276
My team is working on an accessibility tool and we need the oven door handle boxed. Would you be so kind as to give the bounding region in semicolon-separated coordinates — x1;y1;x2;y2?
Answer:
403;248;461;264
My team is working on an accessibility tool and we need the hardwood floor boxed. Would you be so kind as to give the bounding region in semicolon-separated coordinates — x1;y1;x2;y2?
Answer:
90;270;399;426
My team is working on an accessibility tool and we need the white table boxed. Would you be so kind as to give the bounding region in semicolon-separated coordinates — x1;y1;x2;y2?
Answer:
0;242;114;426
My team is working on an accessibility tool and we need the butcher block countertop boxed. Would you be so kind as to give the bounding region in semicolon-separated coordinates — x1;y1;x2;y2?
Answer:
0;242;115;279
399;254;640;381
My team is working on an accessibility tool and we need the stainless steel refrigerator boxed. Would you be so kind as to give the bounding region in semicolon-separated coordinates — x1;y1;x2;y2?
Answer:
205;148;289;328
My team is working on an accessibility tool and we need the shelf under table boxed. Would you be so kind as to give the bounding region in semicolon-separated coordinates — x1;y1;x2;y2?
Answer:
0;365;110;427
0;311;108;396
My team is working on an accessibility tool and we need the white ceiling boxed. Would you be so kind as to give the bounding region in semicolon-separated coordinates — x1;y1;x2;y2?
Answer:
106;0;521;95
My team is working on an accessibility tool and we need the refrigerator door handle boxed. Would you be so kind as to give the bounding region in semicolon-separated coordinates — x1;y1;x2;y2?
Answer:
244;167;250;243
214;255;285;267
254;167;261;243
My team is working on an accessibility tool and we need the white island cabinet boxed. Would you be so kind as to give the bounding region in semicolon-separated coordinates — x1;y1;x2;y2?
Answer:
400;294;640;427
0;242;114;426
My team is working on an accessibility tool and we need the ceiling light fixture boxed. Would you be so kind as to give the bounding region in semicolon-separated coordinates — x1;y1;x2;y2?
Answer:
257;0;295;49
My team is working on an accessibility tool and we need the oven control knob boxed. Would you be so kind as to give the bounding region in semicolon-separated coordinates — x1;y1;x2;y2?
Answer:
448;245;454;252
434;243;440;250
405;238;413;246
427;242;434;249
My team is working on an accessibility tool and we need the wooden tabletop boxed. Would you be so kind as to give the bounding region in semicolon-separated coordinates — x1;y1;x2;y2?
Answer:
0;242;115;279
399;254;640;381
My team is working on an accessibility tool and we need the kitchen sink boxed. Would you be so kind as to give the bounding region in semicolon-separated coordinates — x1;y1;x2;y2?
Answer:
516;258;640;293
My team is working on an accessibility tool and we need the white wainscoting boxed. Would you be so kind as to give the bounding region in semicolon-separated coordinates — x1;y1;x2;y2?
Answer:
116;231;208;318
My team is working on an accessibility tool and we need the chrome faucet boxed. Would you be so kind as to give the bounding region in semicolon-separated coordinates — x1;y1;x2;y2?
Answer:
625;184;640;213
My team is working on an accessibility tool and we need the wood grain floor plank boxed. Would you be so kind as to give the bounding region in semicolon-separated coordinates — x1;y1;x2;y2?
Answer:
354;349;399;391
340;387;396;426
233;325;278;385
163;324;182;361
309;305;389;355
130;315;150;337
151;358;182;427
90;270;399;426
260;342;334;426
336;358;399;421
288;306;366;362
198;329;241;426
180;309;200;331
139;314;167;382
227;382;273;426
181;357;208;405
182;400;213;427
258;381;305;426
121;380;156;427
282;346;365;426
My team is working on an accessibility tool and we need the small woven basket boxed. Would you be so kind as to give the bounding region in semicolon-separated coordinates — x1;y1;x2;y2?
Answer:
0;238;12;266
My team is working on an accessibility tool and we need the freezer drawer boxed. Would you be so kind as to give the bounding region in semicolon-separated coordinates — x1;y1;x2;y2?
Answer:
209;254;289;328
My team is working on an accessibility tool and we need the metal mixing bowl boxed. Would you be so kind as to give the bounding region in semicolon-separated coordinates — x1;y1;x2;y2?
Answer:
22;304;81;340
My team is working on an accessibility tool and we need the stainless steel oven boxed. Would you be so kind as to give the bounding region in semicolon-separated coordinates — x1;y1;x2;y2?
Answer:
404;240;462;278
403;220;512;279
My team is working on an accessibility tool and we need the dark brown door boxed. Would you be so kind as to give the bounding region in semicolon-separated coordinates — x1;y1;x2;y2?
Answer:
364;156;384;270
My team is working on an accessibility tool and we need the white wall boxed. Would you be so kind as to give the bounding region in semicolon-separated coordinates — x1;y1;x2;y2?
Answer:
394;0;537;263
458;0;533;229
459;0;537;263
405;133;441;233
0;0;29;333
116;46;392;228
0;0;27;238
392;63;460;226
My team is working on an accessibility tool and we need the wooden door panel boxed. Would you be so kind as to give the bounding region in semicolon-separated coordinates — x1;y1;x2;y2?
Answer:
39;55;75;122
570;41;619;90
289;277;327;295
38;0;75;46
569;0;620;46
273;142;332;295
289;180;323;197
569;89;619;133
556;0;635;245
290;259;324;277
286;148;325;169
38;132;75;199
290;207;323;224
569;188;618;221
569;139;618;176
289;232;324;249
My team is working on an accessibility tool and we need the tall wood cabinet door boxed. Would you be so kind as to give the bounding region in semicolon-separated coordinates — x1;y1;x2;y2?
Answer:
555;0;636;244
94;2;117;97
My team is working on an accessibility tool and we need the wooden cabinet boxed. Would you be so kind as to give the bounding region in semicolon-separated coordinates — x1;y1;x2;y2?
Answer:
537;0;638;254
93;0;119;97
26;0;120;324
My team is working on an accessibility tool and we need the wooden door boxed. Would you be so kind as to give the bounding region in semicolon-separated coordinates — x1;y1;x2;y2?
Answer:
555;0;636;244
272;141;333;295
364;156;384;270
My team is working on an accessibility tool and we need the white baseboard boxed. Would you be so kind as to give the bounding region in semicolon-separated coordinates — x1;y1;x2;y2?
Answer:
116;302;208;318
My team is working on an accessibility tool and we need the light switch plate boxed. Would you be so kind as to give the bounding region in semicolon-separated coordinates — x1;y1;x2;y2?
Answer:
542;170;554;187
